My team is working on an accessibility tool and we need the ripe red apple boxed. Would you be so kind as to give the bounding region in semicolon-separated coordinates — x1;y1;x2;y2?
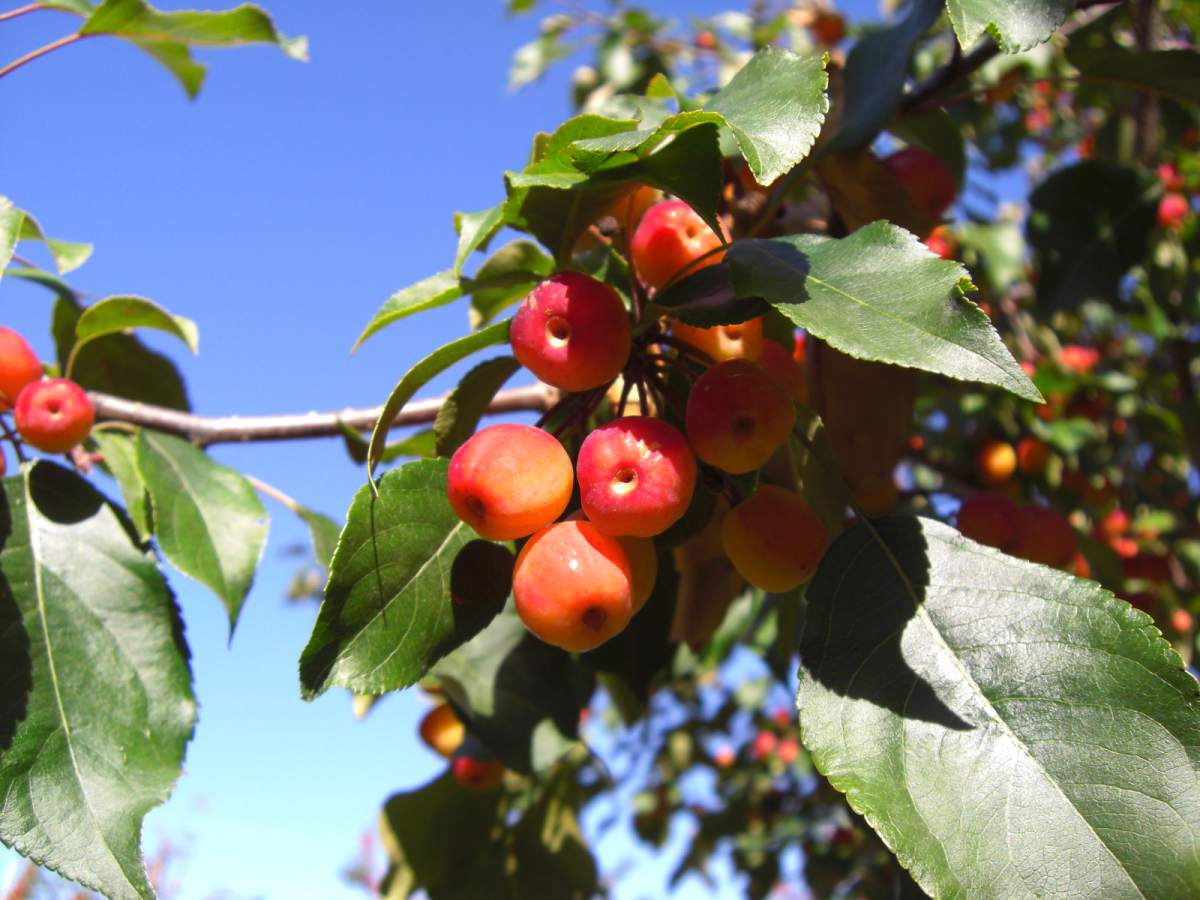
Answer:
1158;192;1189;231
511;272;631;392
577;416;697;537
957;492;1020;551
882;147;957;219
0;327;43;411
14;378;94;453
630;199;727;291
451;755;504;791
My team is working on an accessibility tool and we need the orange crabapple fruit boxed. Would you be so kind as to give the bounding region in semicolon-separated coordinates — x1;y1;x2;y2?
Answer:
882;146;957;219
14;378;94;453
451;756;504;792
447;424;572;541
513;519;637;652
1016;436;1050;474
721;485;829;592
756;338;807;405
956;492;1020;551
671;316;764;364
0;328;42;411
924;225;956;260
565;511;657;612
976;440;1017;486
685;359;795;474
510;271;631;392
630;199;727;291
418;703;465;758
577;416;697;538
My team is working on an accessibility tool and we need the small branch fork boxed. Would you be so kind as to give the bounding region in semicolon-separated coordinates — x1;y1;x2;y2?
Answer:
87;383;558;448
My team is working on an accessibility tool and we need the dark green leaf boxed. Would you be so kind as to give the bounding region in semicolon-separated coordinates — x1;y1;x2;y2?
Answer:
433;356;522;457
380;772;505;899
434;608;588;773
136;431;267;632
366;319;511;476
798;516;1200;899
946;0;1074;53
728;222;1041;401
337;422;436;466
0;461;195;900
1027;161;1156;310
1;199;92;277
299;459;510;698
705;48;829;185
72;296;199;368
80;0;307;59
510;772;598;899
91;430;152;541
53;297;191;411
835;0;942;150
1068;46;1200;108
651;263;770;327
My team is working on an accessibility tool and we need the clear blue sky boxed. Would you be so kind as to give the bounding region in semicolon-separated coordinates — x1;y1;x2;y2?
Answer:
0;1;879;897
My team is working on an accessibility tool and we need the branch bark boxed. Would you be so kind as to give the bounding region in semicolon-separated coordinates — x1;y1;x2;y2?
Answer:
88;383;558;447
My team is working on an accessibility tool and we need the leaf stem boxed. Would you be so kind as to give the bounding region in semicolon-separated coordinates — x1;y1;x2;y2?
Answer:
244;473;303;515
0;3;47;23
0;32;87;82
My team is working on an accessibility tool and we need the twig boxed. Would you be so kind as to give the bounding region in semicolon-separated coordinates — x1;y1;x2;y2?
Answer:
0;415;28;463
0;3;46;23
0;32;87;81
88;383;557;447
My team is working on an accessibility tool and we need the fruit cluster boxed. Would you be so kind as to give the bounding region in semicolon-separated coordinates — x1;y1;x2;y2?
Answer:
0;327;95;471
957;491;1079;571
445;196;831;654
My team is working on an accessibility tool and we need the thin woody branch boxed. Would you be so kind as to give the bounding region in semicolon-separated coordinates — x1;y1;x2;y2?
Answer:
88;383;558;447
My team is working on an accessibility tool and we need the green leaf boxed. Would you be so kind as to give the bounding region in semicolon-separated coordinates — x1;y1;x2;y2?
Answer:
705;48;829;186
353;271;464;351
433;356;522;457
727;222;1042;402
0;199;21;281
299;459;510;698
0;461;195;900
337;422;436;466
53;297;191;411
1068;46;1200;108
434;608;589;773
0;199;93;278
834;0;942;150
1027;161;1156;310
132;39;206;98
509;33;572;90
469;240;553;328
797;516;1200;899
380;772;506;898
366;319;512;476
91;430;152;541
136;431;268;632
72;296;199;374
299;508;340;571
946;0;1074;53
454;204;506;276
80;0;307;60
956;220;1026;292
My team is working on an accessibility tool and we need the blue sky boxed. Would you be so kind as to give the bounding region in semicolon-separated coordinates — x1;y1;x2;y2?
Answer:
1;1;879;897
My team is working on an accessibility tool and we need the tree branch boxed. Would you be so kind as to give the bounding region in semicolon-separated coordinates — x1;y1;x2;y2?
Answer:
88;383;558;447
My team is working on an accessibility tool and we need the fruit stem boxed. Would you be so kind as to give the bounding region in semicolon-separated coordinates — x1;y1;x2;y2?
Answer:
0;415;28;464
0;3;48;23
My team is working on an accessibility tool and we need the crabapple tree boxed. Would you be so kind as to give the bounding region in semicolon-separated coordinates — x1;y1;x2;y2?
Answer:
2;1;1200;899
